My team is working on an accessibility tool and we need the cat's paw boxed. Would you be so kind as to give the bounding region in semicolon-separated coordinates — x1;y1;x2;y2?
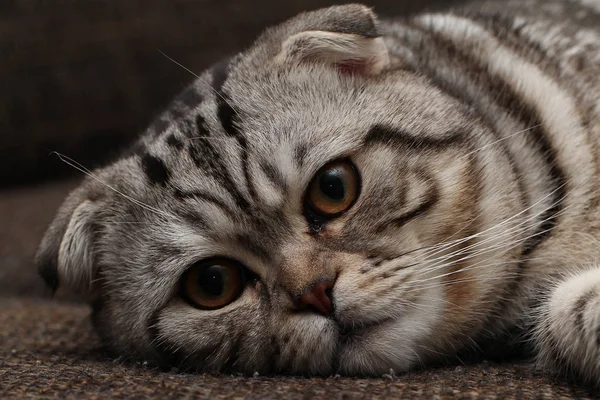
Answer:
535;268;600;386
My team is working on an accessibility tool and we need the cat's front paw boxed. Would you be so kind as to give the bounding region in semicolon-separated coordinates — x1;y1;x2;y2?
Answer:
536;268;600;386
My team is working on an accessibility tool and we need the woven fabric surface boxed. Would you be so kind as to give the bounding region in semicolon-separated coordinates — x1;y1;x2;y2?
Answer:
1;0;450;186
0;181;596;399
1;297;594;399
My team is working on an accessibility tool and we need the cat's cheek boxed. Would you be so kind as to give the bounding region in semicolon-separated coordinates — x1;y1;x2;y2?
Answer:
333;270;412;325
337;322;422;375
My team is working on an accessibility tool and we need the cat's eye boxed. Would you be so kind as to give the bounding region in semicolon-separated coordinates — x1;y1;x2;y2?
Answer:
180;258;245;310
307;159;359;217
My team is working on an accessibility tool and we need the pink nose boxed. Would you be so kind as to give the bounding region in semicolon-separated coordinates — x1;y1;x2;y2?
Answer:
298;281;334;316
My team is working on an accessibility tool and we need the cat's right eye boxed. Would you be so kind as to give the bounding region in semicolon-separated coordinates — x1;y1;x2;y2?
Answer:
180;258;245;310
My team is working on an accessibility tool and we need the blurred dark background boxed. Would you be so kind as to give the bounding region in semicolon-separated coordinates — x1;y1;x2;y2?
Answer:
0;0;451;297
1;0;451;188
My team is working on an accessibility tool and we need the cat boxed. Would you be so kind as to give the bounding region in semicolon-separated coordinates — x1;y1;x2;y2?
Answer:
36;0;600;386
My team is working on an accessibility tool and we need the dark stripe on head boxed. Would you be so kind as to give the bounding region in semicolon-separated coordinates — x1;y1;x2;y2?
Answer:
175;189;236;218
294;143;308;166
405;21;566;253
402;20;567;327
147;309;182;368
147;307;233;372
374;177;439;233
166;134;184;150
397;23;530;216
187;115;251;211
141;153;171;186
364;124;466;150
211;59;258;203
260;161;288;193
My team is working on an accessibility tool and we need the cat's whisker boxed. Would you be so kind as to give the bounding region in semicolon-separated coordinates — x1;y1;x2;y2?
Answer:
183;136;243;143
416;182;569;264
404;272;525;295
413;224;557;283
155;48;243;121
415;193;573;275
417;224;552;277
52;152;176;220
375;203;562;279
460;123;542;160
404;255;552;294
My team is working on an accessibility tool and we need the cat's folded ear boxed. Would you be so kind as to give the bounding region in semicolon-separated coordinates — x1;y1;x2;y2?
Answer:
36;184;101;299
252;4;390;75
276;4;389;75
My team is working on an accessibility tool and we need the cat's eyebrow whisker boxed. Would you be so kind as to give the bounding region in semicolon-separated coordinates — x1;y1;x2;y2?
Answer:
52;152;176;220
419;123;545;250
183;136;242;142
155;48;243;121
460;123;542;160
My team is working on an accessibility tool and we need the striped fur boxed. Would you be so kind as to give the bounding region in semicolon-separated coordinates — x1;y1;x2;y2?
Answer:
36;0;600;386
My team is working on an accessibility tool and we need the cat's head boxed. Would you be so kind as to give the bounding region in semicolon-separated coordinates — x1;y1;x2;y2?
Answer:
37;4;523;375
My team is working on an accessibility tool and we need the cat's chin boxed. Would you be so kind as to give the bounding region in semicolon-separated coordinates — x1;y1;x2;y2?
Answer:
333;318;422;376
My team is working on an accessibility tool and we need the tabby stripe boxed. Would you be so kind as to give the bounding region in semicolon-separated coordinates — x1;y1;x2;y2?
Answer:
211;60;259;204
147;308;235;370
141;152;171;186
577;0;600;15
412;15;567;254
187;114;250;211
293;143;308;167
174;189;236;219
374;179;439;233
395;22;530;218
260;161;288;193
166;134;184;150
415;14;590;320
364;124;466;150
421;14;591;212
574;289;597;334
147;309;182;368
473;12;600;217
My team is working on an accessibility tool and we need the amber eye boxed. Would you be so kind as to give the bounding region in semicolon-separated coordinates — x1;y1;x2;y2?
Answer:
307;159;360;216
181;258;245;310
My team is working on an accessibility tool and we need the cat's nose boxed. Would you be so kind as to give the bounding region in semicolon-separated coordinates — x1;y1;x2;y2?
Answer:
297;281;334;316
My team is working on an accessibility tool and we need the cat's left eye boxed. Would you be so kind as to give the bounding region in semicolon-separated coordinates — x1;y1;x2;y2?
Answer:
306;159;360;217
180;258;245;310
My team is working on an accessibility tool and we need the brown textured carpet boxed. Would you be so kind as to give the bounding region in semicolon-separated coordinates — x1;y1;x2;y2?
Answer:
0;181;597;398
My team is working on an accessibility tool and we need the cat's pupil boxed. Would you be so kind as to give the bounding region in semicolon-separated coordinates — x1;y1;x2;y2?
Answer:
198;265;226;296
319;169;345;201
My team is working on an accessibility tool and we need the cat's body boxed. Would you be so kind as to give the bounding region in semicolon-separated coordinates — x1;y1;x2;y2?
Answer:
37;0;600;386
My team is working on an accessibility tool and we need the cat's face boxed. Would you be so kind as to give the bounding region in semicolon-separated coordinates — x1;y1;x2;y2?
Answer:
37;4;524;375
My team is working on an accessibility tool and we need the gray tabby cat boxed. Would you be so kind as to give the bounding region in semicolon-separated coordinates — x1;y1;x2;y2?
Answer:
37;0;600;386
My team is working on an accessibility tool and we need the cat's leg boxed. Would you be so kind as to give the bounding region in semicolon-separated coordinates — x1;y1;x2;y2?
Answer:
535;267;600;386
